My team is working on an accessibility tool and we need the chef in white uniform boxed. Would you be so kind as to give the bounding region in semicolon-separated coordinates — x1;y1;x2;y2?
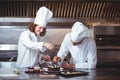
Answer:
16;6;54;68
53;21;97;69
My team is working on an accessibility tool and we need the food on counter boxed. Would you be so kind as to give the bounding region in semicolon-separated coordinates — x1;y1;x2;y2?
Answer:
60;71;88;76
25;67;41;74
61;71;81;75
48;63;60;71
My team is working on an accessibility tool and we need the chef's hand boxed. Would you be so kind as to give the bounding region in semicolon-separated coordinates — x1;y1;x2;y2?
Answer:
43;42;54;51
62;63;75;68
53;56;61;63
42;55;51;61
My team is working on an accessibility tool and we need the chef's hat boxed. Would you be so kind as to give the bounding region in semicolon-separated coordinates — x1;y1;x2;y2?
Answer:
71;21;90;42
34;6;53;27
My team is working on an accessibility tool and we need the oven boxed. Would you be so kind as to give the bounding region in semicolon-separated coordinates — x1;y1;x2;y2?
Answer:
94;24;120;68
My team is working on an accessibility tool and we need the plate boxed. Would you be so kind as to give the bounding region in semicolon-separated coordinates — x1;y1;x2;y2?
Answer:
43;68;63;73
59;71;88;77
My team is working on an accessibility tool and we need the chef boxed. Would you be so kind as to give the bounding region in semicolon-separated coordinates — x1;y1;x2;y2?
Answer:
53;21;97;69
16;6;54;68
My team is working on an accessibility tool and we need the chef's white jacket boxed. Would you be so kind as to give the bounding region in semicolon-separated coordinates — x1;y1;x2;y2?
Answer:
57;33;97;69
16;30;46;68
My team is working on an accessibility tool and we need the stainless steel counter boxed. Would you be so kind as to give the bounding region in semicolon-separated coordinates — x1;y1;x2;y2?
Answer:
0;68;120;80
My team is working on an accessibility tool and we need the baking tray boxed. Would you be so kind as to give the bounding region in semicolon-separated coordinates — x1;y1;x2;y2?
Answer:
59;71;88;77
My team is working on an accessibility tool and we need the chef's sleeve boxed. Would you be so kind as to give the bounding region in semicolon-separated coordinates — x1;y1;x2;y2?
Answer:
57;34;70;62
19;32;46;52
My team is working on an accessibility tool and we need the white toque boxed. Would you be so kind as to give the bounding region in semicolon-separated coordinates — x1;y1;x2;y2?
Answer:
34;6;53;27
71;21;90;42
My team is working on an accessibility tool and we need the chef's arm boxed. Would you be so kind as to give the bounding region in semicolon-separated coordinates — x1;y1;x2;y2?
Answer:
57;44;69;63
54;33;69;63
19;33;54;52
57;52;67;63
52;50;69;63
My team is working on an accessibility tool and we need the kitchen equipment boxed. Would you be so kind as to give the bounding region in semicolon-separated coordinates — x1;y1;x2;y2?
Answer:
90;21;120;67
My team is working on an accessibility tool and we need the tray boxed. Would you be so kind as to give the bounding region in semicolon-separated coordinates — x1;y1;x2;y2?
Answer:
59;71;88;77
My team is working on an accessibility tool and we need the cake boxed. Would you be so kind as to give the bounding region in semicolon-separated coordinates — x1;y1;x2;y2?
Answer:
48;63;60;72
25;67;41;73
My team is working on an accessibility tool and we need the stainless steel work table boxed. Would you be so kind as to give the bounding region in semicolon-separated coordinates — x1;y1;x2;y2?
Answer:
0;68;120;80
